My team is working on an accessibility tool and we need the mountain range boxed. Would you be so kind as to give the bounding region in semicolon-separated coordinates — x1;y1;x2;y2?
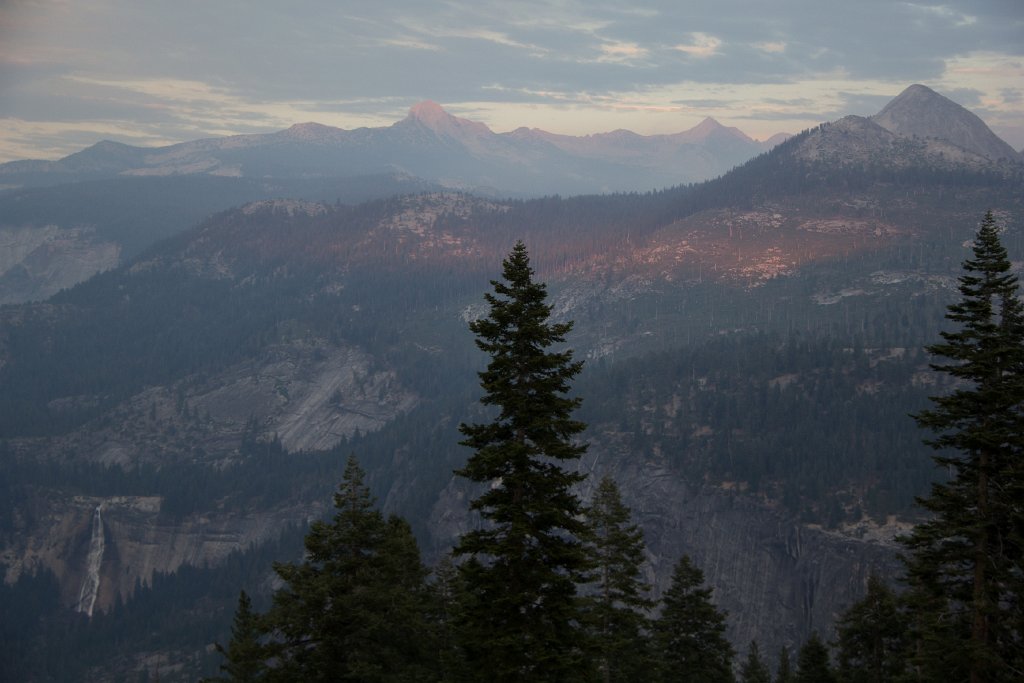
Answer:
0;101;788;196
2;84;1024;681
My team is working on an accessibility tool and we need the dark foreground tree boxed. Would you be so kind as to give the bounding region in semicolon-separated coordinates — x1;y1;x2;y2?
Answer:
429;555;464;681
794;632;835;683
834;575;908;683
739;641;772;683
263;455;435;682
902;210;1024;682
652;554;735;682
583;475;654;682
774;647;794;683
454;241;592;682
206;591;266;683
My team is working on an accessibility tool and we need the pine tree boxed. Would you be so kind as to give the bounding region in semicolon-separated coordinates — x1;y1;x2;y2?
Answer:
902;210;1024;682
207;591;265;683
583;475;654;682
834;575;908;683
454;241;592;682
739;641;772;683
794;632;835;683
429;555;465;682
652;554;735;683
774;647;794;683
264;455;434;681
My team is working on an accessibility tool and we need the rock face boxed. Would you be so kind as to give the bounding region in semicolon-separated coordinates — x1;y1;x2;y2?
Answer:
621;463;899;654
186;342;417;453
1;336;420;614
429;452;901;658
872;84;1022;162
8;339;418;472
0;225;120;304
5;432;901;654
1;493;320;614
792;115;1006;171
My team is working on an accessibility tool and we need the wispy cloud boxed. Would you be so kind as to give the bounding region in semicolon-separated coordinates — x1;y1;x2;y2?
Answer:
595;41;649;65
673;33;722;59
907;3;977;28
0;0;1022;159
379;36;443;51
754;41;787;54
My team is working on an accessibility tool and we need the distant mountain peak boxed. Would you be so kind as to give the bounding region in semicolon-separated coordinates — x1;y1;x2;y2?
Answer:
874;84;948;117
403;101;493;138
408;100;447;122
84;139;137;152
899;83;936;97
58;138;147;172
694;116;725;131
285;122;336;135
280;122;344;143
673;116;756;144
872;84;1021;162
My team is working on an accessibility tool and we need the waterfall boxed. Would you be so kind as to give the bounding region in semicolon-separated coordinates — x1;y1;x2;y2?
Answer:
75;505;105;617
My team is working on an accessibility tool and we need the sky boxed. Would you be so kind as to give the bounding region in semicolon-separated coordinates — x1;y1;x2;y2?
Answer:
0;0;1022;162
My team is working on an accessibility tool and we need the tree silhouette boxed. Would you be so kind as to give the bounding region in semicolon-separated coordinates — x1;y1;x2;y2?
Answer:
903;210;1024;682
454;241;592;682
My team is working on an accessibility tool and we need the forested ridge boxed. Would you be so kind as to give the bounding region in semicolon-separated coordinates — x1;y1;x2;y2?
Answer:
196;231;1020;682
2;108;1024;681
5;222;1020;681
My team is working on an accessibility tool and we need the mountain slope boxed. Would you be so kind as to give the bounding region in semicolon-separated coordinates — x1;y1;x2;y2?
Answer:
2;83;1018;307
872;84;1022;162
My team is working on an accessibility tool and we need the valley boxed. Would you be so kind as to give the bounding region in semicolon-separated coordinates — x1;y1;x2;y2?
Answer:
1;84;1023;681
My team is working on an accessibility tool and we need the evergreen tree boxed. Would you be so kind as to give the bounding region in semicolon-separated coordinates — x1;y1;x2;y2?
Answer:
739;641;772;683
454;241;592;682
834;575;907;683
774;647;794;683
264;455;434;682
429;555;465;682
902;210;1024;682
794;632;835;683
207;591;266;683
583;475;654;682
652;554;735;683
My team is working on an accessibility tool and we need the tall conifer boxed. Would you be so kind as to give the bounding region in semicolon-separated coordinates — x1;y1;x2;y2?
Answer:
584;475;654;682
454;242;592;682
207;591;266;683
775;647;794;683
739;641;772;683
903;210;1024;682
265;455;434;681
794;632;835;683
652;554;735;682
834;575;908;683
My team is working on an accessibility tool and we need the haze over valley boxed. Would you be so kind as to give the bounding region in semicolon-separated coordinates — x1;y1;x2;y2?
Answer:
2;2;1024;680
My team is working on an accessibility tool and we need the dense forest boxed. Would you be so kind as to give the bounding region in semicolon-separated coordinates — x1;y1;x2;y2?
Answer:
198;230;1021;682
4;221;1021;681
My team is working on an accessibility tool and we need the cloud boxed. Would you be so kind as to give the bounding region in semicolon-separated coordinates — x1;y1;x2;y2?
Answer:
0;0;1022;158
1001;88;1022;105
379;36;443;51
595;41;650;64
754;41;787;54
673;33;722;58
907;3;977;28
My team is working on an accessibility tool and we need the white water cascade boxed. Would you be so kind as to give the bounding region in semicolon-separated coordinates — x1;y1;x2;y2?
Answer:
75;505;105;617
